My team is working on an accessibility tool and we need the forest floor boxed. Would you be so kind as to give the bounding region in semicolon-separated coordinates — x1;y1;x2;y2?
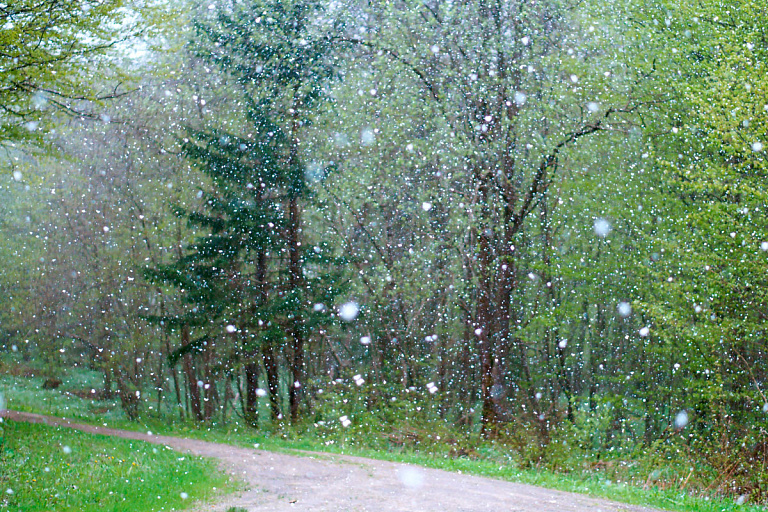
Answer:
2;410;667;512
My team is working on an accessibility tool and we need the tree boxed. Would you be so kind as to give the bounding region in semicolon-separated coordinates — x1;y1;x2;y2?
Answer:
328;0;652;436
0;0;133;148
149;0;344;424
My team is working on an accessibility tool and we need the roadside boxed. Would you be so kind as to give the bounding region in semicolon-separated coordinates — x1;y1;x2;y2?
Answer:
2;410;666;512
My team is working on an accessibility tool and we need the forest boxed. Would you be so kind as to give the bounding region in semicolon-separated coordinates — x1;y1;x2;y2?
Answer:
1;0;767;508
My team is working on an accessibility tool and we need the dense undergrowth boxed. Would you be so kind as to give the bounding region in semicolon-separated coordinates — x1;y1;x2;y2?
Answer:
1;358;765;512
0;418;233;511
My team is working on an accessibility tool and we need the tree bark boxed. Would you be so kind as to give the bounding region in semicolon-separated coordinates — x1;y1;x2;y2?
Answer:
181;325;203;421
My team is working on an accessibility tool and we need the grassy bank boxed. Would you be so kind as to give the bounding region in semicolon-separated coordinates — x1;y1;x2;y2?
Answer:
1;364;762;512
0;419;234;512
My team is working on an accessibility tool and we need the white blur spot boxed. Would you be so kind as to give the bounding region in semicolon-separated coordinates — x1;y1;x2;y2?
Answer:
102;226;110;233
313;303;326;312
514;91;527;105
256;388;267;397
430;45;440;54
752;141;763;152
674;410;689;429
180;492;189;500
360;336;371;345
339;415;351;427
617;302;632;317
422;201;433;211
427;382;438;394
521;36;530;46
474;328;483;336
594;218;612;237
225;324;237;333
397;466;425;489
12;170;22;182
694;304;702;313
587;101;600;113
62;446;72;454
361;128;375;146
761;241;768;251
535;392;543;400
353;374;365;386
558;339;567;349
639;326;650;337
763;403;768;413
339;302;360;322
570;74;579;83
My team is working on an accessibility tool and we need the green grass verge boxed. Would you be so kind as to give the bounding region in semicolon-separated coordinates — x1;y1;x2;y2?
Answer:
1;368;762;512
0;419;235;512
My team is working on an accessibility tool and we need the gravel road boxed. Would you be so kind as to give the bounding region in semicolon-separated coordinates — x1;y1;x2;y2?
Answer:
2;410;667;512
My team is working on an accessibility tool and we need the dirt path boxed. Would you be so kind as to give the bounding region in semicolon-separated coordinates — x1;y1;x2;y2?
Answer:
2;410;667;512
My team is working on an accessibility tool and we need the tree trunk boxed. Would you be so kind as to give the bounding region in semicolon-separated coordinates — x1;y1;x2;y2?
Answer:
287;93;305;424
244;360;260;427
263;342;281;421
181;326;203;421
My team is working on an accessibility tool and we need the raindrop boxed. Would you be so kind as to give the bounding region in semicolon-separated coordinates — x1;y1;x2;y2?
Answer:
514;91;527;105
617;302;632;317
421;201;433;211
12;170;22;181
361;128;375;146
752;141;763;152
63;445;72;454
360;336;371;345
639;326;650;337
225;324;237;333
587;101;600;112
674;410;689;429
594;218;611;237
180;492;189;500
338;301;360;321
397;466;424;488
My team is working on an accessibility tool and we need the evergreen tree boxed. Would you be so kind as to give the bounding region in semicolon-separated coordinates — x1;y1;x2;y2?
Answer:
149;0;343;425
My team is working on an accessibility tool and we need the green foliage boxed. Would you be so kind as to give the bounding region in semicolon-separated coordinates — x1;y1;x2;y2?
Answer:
0;0;130;145
0;420;231;512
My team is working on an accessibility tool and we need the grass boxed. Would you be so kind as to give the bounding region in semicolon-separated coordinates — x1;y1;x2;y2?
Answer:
0;419;235;512
1;363;764;512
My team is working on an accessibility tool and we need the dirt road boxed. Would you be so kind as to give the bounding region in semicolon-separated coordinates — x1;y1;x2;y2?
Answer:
2;410;667;512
